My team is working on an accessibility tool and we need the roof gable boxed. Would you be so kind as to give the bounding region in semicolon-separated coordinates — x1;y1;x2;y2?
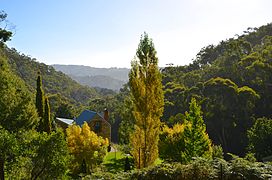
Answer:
96;113;111;126
75;109;97;126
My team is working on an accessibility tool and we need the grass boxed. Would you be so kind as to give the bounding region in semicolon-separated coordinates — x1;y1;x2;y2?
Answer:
103;151;163;173
103;151;133;173
103;151;125;164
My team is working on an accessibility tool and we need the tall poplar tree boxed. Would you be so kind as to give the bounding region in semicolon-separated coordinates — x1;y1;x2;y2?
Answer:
44;96;51;133
129;33;164;168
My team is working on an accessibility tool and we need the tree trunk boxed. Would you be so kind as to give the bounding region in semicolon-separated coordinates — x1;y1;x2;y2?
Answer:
0;158;4;180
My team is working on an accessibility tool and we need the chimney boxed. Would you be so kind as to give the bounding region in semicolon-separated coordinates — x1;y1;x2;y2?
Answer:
104;108;109;122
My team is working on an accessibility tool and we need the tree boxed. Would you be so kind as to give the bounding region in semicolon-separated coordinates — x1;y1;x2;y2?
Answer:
66;122;109;173
159;123;185;162
0;127;17;180
181;98;213;163
247;117;272;161
30;130;70;179
117;84;135;144
44;96;51;133
36;73;45;120
159;99;213;163
163;82;187;124
0;11;12;46
129;33;164;168
202;77;259;155
55;102;76;119
0;47;38;132
35;74;52;133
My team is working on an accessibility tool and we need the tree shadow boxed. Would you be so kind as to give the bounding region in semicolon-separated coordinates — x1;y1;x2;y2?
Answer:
103;158;126;173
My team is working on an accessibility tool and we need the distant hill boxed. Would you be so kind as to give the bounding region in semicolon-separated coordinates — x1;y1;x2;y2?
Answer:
4;48;99;106
71;75;125;91
52;64;130;91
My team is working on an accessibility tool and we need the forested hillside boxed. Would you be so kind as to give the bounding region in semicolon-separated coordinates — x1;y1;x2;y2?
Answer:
4;47;99;106
161;23;272;157
70;74;125;91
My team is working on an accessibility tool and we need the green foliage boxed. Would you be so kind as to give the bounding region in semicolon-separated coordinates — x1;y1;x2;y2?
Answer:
161;23;272;156
36;74;52;133
159;99;212;163
202;77;258;155
228;154;272;179
0;127;18;179
1;45;70;178
212;145;224;159
129;33;164;168
168;113;185;126
30;129;70;179
87;157;272;180
0;129;70;179
44;96;52;133
36;73;45;119
163;82;187;124
0;48;38;132
247;117;272;160
117;85;135;144
0;11;12;45
181;98;213;163
5;130;37;179
48;93;77;119
159;123;185;162
4;47;99;109
244;152;256;162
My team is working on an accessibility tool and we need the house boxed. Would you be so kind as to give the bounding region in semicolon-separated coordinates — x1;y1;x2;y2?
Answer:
55;109;111;142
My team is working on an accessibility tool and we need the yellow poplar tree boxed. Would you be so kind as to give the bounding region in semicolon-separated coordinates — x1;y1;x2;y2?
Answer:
66;122;108;173
129;33;164;168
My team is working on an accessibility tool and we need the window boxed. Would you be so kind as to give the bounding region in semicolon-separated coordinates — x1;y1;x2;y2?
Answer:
94;121;101;133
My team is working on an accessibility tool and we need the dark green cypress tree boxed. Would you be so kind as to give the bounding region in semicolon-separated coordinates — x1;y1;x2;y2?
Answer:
36;73;44;117
44;96;51;133
36;73;45;131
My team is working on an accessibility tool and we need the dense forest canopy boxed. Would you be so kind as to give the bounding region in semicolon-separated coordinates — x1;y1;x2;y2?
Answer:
161;23;272;156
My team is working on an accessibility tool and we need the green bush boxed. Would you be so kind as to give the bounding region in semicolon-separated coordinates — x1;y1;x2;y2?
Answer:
212;145;224;159
86;157;272;180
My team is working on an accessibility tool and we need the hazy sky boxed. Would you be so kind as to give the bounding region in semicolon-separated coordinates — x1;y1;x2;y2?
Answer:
1;0;272;68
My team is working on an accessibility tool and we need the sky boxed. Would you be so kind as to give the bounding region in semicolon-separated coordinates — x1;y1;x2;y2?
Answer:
1;0;272;68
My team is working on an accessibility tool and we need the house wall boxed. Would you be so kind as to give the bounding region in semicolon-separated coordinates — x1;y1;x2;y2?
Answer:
88;115;111;142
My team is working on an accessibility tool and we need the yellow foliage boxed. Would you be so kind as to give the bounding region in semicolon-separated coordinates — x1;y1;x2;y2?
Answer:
130;34;164;169
163;123;185;137
66;122;109;173
159;123;185;162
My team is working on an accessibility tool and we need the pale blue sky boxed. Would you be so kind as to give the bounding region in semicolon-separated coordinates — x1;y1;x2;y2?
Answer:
1;0;272;68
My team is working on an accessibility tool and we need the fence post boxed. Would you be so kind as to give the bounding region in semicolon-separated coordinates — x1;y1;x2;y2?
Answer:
138;147;141;169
